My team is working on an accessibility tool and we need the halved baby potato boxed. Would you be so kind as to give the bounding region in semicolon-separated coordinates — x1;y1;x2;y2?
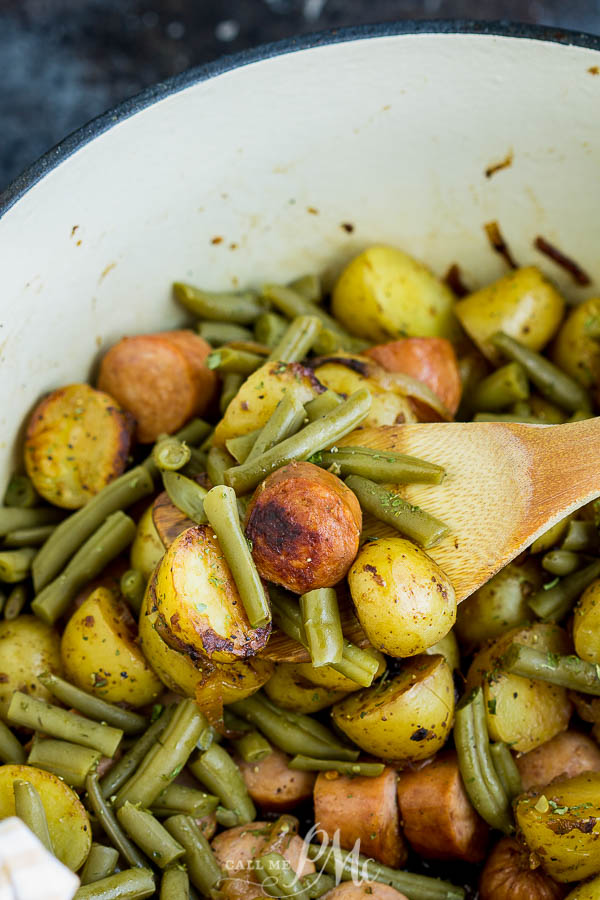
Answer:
313;357;417;427
294;649;386;693
24;383;134;508
466;623;572;752
0;616;62;718
153;525;271;662
61;586;162;706
140;569;273;702
331;654;454;762
213;361;322;446
0;764;91;871
130;504;165;580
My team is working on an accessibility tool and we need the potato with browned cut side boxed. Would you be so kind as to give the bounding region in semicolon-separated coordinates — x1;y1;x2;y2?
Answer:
98;330;217;442
245;462;361;594
0;764;91;871
61;586;162;707
24;383;134;508
238;748;315;812
313;356;418;427
515;731;600;791
153;525;271;662
396;751;488;862
314;766;406;868
139;570;273;702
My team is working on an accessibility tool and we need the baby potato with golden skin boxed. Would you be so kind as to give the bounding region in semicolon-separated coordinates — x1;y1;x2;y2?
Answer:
0;616;62;718
331;654;454;763
348;537;456;657
61;586;162;707
245;461;361;594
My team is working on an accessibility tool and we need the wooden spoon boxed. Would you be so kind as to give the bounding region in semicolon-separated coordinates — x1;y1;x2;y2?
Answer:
154;419;600;662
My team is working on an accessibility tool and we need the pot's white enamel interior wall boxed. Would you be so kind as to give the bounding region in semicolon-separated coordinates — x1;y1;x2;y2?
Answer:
1;33;599;486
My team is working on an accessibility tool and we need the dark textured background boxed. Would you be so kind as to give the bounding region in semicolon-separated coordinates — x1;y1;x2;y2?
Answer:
1;0;599;191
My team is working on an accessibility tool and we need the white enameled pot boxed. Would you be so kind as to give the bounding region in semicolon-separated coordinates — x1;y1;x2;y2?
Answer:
1;22;599;491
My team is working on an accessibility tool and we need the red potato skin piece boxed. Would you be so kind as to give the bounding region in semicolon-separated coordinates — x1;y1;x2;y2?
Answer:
98;330;217;442
237;748;316;812
396;751;488;863
515;730;600;791
245;461;362;595
365;338;461;417
313;767;406;868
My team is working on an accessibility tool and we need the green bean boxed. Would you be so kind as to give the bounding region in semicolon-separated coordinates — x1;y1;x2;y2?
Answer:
117;802;185;869
305;844;465;900
164;815;223;897
215;805;239;827
180;448;207;480
115;699;206;809
225;388;372;494
542;549;582;576
0;547;36;583
228;693;358;761
262;284;362;350
32;465;153;591
289;755;385;776
470;362;529;412
197;720;220;751
267;315;322;364
562;519;599;552
300;588;343;667
100;706;174;799
568;409;593;422
0;719;25;763
174;283;266;324
120;569;146;617
511;400;532;417
255;312;289;348
39;671;147;735
3;474;39;508
453;688;512;833
304;390;343;422
162;470;208;525
220;372;244;414
289;273;321;303
473;412;550;423
255;852;310;900
232;730;272;763
207;347;264;376
491;331;591;413
74;868;155;899
0;505;63;538
528;559;600;621
300;872;336;899
28;737;101;788
269;588;379;687
203;485;271;628
246;392;307;463
13;779;54;854
198;320;253;345
8;692;123;757
309;446;445;484
0;590;5;616
345;475;449;549
151;783;219;818
171;418;213;447
86;773;149;868
3;524;57;547
189;742;256;824
32;511;137;625
4;583;27;619
153;437;192;472
207;446;236;487
489;742;523;800
80;844;119;885
226;429;261;464
160;867;190;900
502;643;600;696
